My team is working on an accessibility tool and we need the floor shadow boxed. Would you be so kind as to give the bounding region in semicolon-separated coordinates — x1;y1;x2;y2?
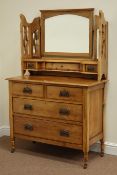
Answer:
0;136;99;167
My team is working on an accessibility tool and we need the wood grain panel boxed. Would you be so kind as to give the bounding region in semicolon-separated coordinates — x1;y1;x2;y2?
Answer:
13;98;82;122
44;101;83;122
7;76;107;87
46;62;80;71
89;88;103;139
14;116;83;144
13;98;45;116
12;82;43;98
47;85;83;102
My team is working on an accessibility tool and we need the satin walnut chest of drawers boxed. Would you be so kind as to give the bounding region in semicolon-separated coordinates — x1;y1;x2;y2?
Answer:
7;76;106;168
7;8;108;168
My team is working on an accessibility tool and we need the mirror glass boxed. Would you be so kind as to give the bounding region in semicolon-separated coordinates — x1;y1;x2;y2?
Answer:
45;14;89;53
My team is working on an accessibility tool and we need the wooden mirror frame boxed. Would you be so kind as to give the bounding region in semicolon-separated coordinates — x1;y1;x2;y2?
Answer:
40;8;94;58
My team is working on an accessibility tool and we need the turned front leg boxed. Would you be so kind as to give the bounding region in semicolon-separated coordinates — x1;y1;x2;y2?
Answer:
10;138;15;153
100;138;104;157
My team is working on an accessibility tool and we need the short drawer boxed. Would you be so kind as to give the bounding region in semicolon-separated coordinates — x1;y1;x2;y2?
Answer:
12;82;43;98
13;98;45;116
47;86;83;102
14;116;82;145
13;98;82;122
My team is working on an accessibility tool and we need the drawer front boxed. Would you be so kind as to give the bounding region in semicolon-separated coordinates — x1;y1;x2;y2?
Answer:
45;101;82;122
13;98;45;116
12;83;43;98
46;62;80;71
24;62;37;70
14;116;82;144
13;98;82;122
47;86;83;102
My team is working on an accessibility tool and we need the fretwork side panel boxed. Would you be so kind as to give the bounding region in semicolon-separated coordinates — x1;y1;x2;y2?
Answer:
20;14;41;59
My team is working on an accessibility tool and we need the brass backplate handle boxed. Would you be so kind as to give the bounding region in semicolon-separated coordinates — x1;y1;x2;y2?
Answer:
23;87;32;94
59;90;70;97
59;130;70;137
24;124;33;131
59;108;70;116
24;104;33;110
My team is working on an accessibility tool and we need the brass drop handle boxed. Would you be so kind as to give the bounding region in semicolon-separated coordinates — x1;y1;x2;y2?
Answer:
59;90;70;97
59;108;70;116
23;87;32;94
59;130;70;137
24;104;33;110
24;124;33;131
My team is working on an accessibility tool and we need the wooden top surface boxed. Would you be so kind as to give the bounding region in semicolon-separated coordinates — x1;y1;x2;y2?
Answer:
7;76;107;87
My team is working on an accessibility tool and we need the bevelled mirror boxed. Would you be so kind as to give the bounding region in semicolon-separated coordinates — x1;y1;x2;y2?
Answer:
41;9;94;58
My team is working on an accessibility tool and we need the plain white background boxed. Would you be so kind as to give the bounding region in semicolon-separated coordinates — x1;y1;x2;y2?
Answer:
0;0;117;148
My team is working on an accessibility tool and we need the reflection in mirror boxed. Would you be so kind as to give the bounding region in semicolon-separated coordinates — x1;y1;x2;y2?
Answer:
45;15;89;53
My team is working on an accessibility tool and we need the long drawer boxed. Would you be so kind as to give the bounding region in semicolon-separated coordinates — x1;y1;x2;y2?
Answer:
12;82;43;98
47;85;83;102
45;62;80;71
14;116;82;145
13;98;83;122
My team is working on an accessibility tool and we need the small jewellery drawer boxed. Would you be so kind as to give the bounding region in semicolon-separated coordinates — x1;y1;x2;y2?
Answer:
45;62;80;71
13;98;82;122
47;86;83;102
14;116;82;144
85;64;97;73
12;83;43;98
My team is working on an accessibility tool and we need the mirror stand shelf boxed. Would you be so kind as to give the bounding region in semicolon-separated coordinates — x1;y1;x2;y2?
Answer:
23;58;98;77
7;8;108;168
20;8;108;80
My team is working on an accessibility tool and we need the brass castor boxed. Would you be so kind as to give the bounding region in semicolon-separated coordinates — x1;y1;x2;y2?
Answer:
83;152;88;169
11;148;15;153
100;152;104;157
83;163;87;169
32;141;36;144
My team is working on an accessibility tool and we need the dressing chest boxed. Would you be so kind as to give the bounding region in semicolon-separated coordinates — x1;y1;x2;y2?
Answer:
7;8;108;168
